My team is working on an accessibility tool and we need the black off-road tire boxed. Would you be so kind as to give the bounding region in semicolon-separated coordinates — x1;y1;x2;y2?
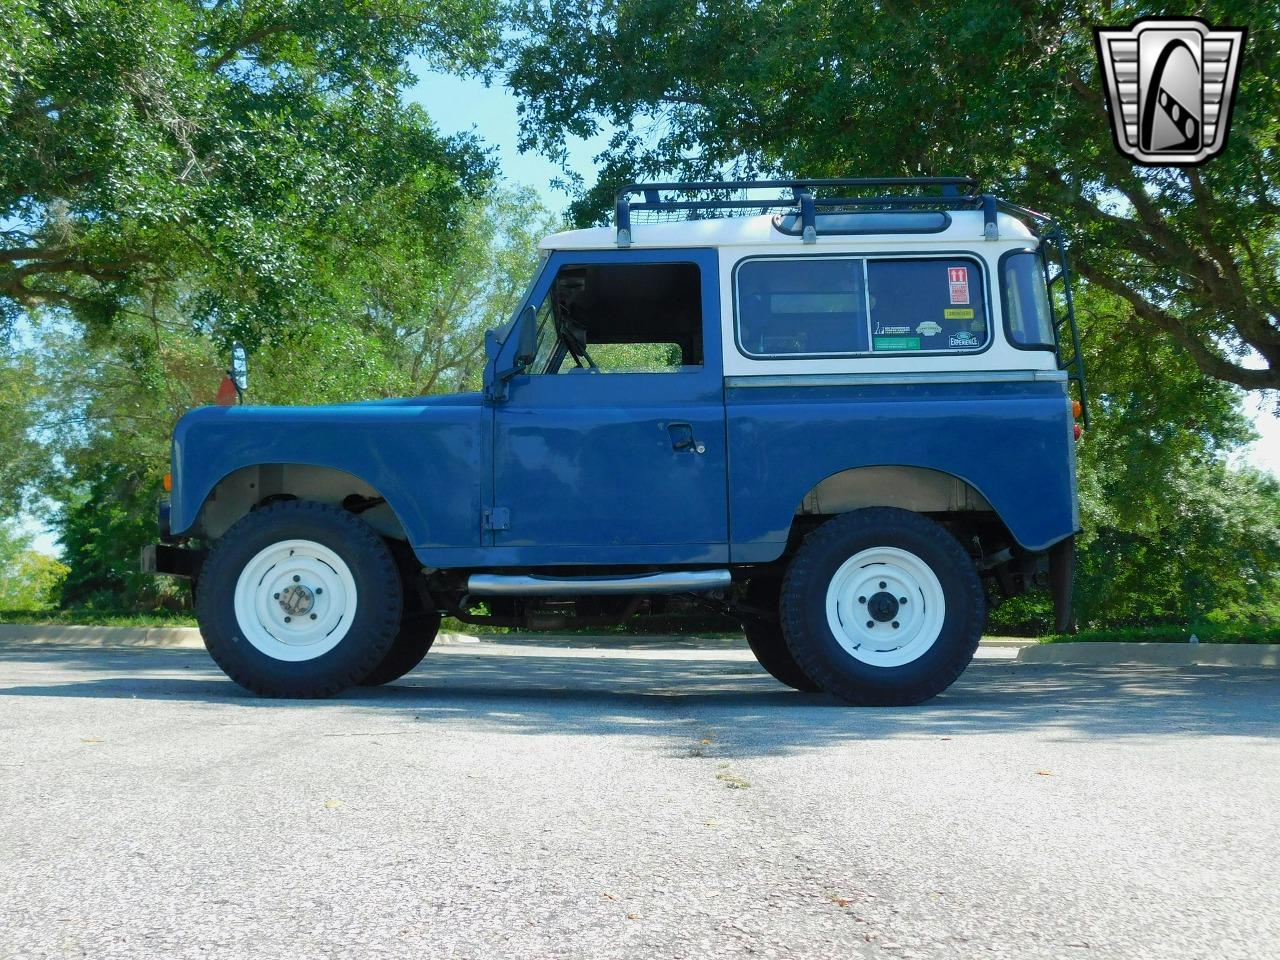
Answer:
196;501;403;697
780;508;984;706
741;576;821;692
359;610;441;686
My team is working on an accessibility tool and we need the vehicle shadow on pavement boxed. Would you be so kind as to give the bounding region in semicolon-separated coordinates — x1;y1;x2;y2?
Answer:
2;644;1278;753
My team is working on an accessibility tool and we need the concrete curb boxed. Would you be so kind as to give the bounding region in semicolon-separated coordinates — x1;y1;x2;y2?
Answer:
0;624;206;648
1016;641;1280;667
0;624;480;649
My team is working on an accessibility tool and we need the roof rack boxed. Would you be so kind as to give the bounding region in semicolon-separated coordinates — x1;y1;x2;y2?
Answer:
613;177;1002;248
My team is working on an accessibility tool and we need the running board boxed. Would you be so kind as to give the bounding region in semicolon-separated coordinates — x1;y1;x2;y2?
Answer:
466;570;732;597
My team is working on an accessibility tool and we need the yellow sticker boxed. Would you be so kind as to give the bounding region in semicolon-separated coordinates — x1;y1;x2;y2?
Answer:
944;308;975;320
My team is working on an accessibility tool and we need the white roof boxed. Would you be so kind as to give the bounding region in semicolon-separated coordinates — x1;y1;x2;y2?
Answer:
540;210;1038;251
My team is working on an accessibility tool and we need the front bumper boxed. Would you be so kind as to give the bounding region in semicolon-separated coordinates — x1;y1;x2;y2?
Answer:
143;499;204;578
141;542;206;579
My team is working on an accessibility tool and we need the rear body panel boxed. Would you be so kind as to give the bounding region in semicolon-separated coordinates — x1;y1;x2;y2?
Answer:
723;375;1078;561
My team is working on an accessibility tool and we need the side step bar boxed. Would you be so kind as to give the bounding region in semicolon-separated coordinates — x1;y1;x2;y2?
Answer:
466;570;732;597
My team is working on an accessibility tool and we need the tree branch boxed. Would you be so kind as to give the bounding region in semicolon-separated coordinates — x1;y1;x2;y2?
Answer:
1076;261;1277;390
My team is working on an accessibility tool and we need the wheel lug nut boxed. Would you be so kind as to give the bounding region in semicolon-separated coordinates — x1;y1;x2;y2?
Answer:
310;613;317;620
274;593;280;599
293;575;301;582
315;588;323;595
858;596;866;604
284;616;291;623
899;597;908;604
879;581;886;589
892;621;900;629
866;620;874;628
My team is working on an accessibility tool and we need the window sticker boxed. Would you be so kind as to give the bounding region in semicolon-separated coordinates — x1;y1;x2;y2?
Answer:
874;336;922;351
948;266;970;304
943;307;974;320
915;321;942;336
948;330;981;348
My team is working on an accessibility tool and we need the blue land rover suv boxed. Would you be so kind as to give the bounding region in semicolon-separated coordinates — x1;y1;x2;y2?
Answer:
146;177;1087;705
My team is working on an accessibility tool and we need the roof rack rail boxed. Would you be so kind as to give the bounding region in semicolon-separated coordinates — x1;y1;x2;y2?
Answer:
613;177;995;248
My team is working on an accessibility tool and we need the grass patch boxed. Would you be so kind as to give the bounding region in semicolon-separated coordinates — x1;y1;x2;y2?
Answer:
0;609;197;628
1042;623;1280;645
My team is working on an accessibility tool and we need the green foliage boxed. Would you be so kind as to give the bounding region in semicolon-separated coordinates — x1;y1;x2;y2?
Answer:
0;608;194;626
505;0;1280;390
54;462;181;610
1070;284;1280;626
0;344;43;513
0;520;68;610
1;0;498;344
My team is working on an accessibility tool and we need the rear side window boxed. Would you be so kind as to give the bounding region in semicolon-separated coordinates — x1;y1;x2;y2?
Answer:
1002;250;1056;350
866;259;988;352
734;256;988;358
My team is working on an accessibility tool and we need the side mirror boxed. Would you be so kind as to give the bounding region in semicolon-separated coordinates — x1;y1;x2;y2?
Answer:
230;342;248;393
514;305;538;367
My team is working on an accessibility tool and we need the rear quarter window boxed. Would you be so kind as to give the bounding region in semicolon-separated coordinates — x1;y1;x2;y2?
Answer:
866;259;988;353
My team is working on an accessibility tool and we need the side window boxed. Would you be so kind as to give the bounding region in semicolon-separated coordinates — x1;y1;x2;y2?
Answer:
1002;251;1056;350
736;258;868;356
734;256;989;358
865;259;988;352
529;261;702;374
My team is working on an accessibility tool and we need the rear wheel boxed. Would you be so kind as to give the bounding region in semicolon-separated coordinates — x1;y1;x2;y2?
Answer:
360;610;441;686
196;501;402;697
780;508;983;706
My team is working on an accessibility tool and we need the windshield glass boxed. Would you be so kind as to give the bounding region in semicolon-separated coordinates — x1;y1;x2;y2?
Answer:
492;251;551;345
1002;250;1055;349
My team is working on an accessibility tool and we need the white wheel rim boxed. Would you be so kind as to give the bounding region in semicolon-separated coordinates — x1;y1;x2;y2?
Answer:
824;546;946;667
233;539;357;662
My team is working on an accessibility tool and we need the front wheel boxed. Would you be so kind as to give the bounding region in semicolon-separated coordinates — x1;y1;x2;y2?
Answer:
780;508;983;706
197;501;403;697
741;576;820;692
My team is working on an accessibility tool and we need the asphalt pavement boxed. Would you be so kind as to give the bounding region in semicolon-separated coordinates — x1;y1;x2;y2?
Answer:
1;638;1277;960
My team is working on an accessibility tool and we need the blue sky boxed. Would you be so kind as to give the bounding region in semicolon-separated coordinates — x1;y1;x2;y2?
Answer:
407;66;608;214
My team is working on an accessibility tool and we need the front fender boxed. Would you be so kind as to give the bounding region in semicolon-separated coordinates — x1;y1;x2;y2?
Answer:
170;399;485;551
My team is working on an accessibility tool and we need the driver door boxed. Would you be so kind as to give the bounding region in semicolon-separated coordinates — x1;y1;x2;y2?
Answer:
489;247;728;565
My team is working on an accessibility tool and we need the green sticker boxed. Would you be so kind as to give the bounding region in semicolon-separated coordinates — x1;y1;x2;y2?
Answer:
873;336;922;351
944;308;975;320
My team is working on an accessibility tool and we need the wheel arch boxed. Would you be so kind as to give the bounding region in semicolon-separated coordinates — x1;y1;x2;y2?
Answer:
787;464;1019;553
182;463;411;543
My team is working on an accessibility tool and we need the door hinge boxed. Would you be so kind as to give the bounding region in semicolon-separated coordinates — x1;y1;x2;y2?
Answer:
483;507;511;532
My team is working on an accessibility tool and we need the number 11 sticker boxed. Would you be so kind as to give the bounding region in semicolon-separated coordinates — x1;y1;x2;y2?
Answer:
948;266;970;305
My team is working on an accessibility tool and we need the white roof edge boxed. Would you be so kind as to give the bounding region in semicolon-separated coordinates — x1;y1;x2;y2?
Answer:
539;210;1039;251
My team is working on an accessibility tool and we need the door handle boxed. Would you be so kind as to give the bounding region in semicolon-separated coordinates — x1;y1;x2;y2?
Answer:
667;422;705;454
